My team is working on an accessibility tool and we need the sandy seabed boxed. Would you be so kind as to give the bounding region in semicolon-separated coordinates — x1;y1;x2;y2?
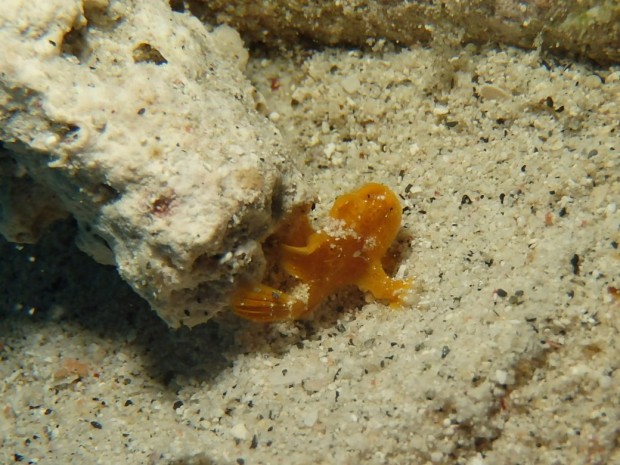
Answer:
1;40;619;464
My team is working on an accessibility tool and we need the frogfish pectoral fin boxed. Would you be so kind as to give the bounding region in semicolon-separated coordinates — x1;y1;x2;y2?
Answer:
231;283;309;323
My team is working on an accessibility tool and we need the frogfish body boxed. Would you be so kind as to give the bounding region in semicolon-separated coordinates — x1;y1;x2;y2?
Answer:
231;183;410;322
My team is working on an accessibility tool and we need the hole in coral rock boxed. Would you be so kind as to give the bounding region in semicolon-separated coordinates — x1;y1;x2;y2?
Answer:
132;43;168;65
58;124;81;144
269;179;285;222
191;253;221;273
92;183;120;204
60;27;88;62
169;0;187;12
83;0;110;23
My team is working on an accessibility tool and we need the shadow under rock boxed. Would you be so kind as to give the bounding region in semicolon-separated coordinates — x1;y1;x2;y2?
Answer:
0;214;407;389
0;218;235;388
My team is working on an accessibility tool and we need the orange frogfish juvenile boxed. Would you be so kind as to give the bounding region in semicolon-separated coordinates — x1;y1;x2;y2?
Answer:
231;183;411;322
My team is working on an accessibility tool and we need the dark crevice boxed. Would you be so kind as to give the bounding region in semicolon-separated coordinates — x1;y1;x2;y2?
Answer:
132;43;168;65
60;27;89;63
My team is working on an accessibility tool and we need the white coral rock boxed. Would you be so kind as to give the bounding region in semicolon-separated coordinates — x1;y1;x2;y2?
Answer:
0;0;307;327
